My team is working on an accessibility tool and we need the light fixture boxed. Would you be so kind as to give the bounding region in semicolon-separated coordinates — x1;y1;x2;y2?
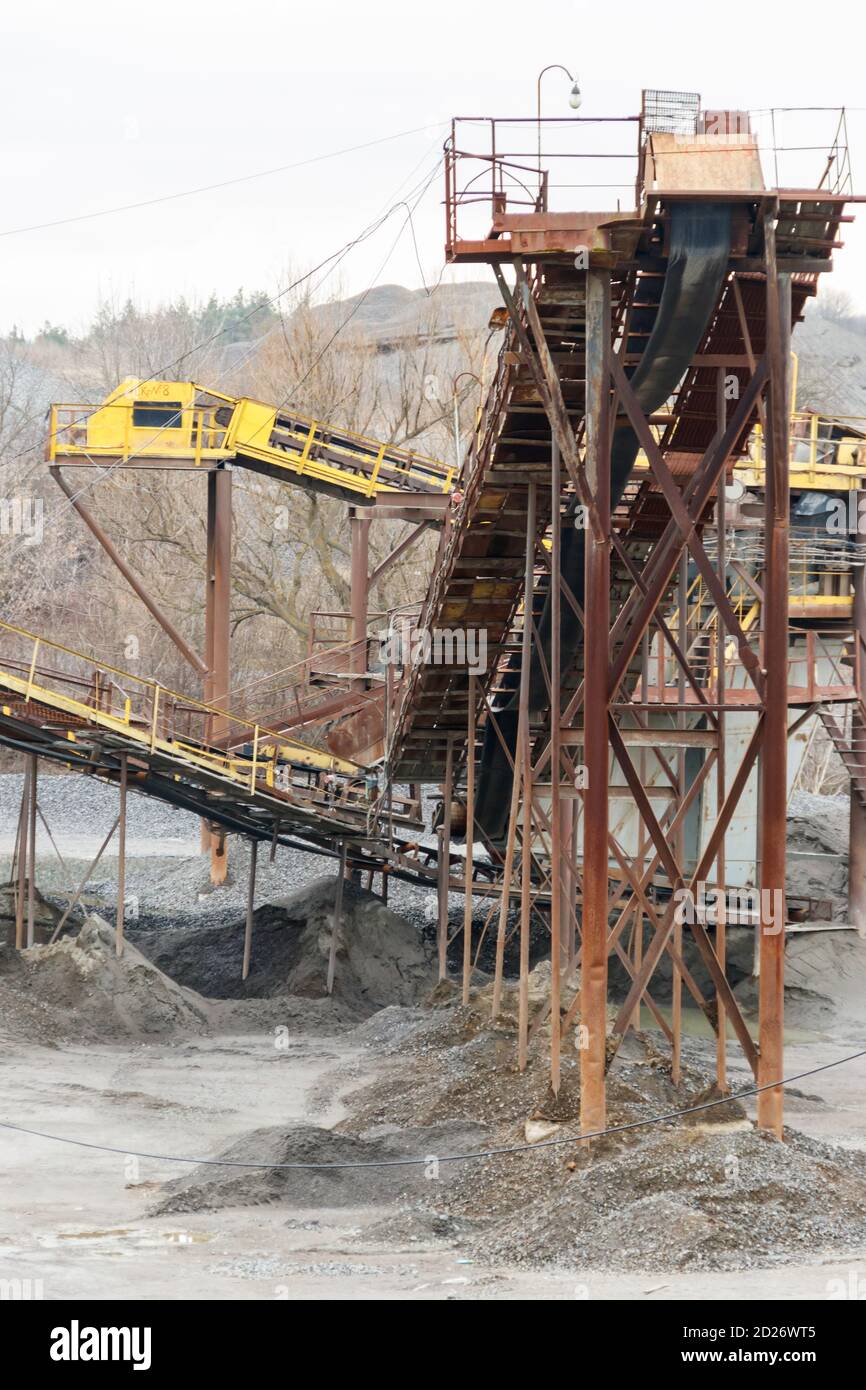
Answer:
569;80;582;110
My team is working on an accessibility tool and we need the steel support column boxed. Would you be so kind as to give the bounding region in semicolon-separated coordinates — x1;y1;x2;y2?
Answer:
849;564;866;936
350;511;371;682
438;740;454;981
205;467;232;883
26;754;37;948
580;267;612;1135
242;838;257;981
549;437;563;1092
462;674;477;1004
757;222;791;1138
115;754;128;957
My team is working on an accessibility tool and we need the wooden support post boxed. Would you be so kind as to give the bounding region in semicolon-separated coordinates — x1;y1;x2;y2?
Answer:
580;267;611;1136
757;223;791;1139
462;674;477;1005
437;740;454;981
115;755;128;957
327;844;347;995
242;838;257;981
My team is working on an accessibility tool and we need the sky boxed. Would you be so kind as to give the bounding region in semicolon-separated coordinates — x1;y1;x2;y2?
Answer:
3;0;866;335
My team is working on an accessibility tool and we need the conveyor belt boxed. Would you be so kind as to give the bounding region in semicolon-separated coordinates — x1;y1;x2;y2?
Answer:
474;203;734;841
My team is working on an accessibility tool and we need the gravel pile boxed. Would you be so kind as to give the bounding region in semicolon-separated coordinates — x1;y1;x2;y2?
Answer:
152;1119;487;1216
0;914;211;1043
136;875;437;1013
340;994;866;1272
787;790;850;911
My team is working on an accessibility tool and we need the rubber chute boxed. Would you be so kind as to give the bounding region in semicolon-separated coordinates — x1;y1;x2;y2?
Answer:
474;202;733;844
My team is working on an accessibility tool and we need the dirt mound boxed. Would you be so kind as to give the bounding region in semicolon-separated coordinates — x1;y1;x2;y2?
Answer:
138;875;435;1014
0;883;62;947
0;915;211;1042
338;986;866;1272
152;1119;487;1215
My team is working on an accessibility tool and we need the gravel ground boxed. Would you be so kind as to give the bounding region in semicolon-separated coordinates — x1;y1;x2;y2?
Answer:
0;770;202;844
0;774;481;939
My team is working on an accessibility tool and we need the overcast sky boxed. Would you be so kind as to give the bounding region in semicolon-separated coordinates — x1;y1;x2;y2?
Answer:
3;0;866;335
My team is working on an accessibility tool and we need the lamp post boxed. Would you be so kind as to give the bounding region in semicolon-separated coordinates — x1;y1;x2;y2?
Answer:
452;371;484;473
536;64;582;186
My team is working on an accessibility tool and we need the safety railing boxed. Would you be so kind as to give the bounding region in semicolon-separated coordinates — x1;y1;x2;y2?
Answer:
47;401;231;465
0;620;358;788
444;115;641;258
638;623;858;706
744;411;866;481
639;95;853;197
262;408;457;498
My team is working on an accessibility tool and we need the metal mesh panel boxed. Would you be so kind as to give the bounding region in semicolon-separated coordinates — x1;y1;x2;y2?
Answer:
642;89;700;137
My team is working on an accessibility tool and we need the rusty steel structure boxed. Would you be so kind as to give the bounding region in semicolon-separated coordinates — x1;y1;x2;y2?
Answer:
413;94;863;1139
4;89;866;1144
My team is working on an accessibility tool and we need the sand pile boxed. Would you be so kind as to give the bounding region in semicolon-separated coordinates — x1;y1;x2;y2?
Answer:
138;875;435;1014
0;915;211;1042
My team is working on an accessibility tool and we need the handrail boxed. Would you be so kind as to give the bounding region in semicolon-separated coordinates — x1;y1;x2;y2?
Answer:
0;619;355;771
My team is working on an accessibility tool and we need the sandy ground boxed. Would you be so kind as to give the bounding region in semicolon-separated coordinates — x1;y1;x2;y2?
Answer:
2;781;865;1302
2;1020;866;1301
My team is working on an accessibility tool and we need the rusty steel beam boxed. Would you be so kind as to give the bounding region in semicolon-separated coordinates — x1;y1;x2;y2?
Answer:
757;221;792;1138
115;754;128;958
605;361;769;698
51;466;207;678
368;521;431;590
517;481;536;1073
850;566;866;936
205;468;232;884
580;267;611;1136
350;511;372;682
549;435;562;1093
462;674;477;1004
26;753;37;949
714;367;729;1093
438;739;455;981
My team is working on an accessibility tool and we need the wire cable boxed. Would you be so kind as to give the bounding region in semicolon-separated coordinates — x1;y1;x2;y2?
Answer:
0;122;447;239
1;1047;863;1171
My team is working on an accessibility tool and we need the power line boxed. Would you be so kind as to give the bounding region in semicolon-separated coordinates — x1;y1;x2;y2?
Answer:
3;149;443;487
1;1048;863;1172
0;122;447;239
0;148;446;616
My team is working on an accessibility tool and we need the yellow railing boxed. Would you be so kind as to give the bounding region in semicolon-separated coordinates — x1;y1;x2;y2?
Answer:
740;411;866;489
0;621;359;790
227;398;457;498
47;401;231;465
47;383;457;499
